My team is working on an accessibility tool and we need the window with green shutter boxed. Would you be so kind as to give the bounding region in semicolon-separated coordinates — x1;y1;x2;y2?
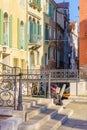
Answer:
0;9;4;45
9;15;12;47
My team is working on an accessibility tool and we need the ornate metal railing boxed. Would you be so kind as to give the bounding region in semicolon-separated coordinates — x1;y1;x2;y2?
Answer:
0;62;21;110
0;63;87;110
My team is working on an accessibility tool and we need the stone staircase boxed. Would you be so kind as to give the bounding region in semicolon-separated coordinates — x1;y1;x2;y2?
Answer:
0;98;73;130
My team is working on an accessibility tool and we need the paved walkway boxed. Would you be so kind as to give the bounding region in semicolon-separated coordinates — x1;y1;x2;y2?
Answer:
58;101;87;130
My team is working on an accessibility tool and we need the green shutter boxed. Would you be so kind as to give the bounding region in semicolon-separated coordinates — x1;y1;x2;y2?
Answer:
33;22;36;42
38;25;41;35
49;4;54;18
36;23;38;42
28;22;30;42
49;4;51;17
9;15;12;47
45;27;49;41
24;23;27;50
32;22;34;43
0;9;4;45
17;18;20;49
47;28;49;40
30;21;33;42
52;4;54;18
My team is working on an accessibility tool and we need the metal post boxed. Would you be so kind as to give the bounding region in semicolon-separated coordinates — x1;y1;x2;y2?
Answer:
14;67;17;110
76;70;78;96
47;72;51;98
27;64;29;96
17;73;23;110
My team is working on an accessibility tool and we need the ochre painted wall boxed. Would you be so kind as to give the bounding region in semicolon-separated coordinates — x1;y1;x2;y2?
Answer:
79;0;87;67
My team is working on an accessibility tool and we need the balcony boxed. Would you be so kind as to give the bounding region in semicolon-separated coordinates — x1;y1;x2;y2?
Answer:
29;1;42;12
29;1;37;9
29;35;42;50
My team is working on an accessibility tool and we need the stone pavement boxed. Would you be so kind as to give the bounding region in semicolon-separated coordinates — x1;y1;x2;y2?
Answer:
58;100;87;130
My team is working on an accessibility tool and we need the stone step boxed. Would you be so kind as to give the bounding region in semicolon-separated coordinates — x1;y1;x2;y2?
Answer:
0;117;22;130
25;104;47;121
39;108;73;130
18;108;58;130
17;99;73;130
18;107;73;130
14;102;52;121
23;97;54;106
23;99;40;110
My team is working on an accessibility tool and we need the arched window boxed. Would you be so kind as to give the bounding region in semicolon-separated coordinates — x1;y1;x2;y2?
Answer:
20;21;24;49
4;12;9;45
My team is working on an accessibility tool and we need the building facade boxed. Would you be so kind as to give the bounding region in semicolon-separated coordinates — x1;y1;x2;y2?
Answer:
69;22;78;69
79;0;87;69
27;0;43;70
0;0;72;71
0;0;27;69
56;2;70;69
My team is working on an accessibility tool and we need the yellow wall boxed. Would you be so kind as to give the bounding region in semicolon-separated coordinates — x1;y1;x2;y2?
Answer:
0;0;27;69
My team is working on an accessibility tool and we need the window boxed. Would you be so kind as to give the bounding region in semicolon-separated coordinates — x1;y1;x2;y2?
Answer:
49;27;51;38
45;53;48;65
37;51;39;64
30;51;35;66
48;47;50;60
54;30;56;39
45;25;49;42
20;21;24;49
4;12;9;46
